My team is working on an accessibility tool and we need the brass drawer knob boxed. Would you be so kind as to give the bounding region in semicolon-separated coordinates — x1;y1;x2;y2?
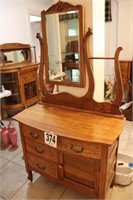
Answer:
37;163;45;170
35;147;44;154
59;164;63;169
71;145;83;153
30;132;38;139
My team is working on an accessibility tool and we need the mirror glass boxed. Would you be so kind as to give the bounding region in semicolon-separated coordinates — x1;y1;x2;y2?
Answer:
42;3;84;87
0;50;29;64
46;11;79;82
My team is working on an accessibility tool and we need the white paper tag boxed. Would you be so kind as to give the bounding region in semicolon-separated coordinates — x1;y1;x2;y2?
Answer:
44;131;57;148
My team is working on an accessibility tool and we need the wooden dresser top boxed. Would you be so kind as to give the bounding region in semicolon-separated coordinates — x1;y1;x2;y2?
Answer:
0;62;39;71
13;104;125;146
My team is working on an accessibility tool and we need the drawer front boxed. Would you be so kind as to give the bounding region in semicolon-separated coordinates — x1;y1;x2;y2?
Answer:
58;137;101;159
22;125;44;144
21;71;37;83
27;153;58;179
25;137;58;162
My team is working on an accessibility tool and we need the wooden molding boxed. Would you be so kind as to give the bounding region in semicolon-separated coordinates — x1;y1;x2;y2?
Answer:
45;1;80;13
0;43;30;52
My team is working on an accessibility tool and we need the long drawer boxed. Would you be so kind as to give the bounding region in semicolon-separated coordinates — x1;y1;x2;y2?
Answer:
25;137;58;162
22;125;44;144
58;137;101;159
21;70;37;83
27;153;58;179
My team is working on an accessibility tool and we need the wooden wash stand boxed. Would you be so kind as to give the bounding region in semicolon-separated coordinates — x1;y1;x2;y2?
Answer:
13;2;125;199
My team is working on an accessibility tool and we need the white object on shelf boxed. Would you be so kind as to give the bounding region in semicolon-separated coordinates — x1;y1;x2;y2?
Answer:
50;72;65;80
0;90;11;99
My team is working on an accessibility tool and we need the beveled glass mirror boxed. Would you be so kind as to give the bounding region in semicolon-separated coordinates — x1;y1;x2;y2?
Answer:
0;43;32;66
0;50;28;64
41;1;85;87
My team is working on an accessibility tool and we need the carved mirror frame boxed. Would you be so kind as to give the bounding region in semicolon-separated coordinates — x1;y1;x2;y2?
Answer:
37;1;124;117
40;1;85;87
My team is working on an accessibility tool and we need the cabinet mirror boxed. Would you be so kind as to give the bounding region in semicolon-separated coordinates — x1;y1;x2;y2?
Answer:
0;50;28;65
41;1;85;87
0;43;36;66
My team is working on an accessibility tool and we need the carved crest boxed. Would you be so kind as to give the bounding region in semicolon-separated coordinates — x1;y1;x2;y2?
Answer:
46;1;78;12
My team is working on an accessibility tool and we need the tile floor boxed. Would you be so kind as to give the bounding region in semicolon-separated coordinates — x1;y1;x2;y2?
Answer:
0;120;133;200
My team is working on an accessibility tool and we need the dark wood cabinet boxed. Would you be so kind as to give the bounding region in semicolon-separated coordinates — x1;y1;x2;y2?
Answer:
1;63;39;118
0;43;39;118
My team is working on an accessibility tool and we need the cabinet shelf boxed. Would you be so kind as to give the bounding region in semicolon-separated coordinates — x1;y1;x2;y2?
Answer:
11;92;20;96
61;51;79;54
62;61;79;70
2;80;18;84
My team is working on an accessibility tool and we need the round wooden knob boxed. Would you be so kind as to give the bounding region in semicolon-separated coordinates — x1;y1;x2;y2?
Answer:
30;132;39;139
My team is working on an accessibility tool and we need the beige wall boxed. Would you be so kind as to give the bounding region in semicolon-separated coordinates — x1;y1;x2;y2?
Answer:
117;0;133;60
0;0;53;44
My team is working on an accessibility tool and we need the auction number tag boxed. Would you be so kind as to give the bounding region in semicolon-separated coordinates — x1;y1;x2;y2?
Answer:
44;131;57;148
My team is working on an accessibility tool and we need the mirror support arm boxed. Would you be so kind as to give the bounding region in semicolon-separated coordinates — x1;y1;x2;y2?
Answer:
36;33;46;101
113;47;123;105
83;28;95;100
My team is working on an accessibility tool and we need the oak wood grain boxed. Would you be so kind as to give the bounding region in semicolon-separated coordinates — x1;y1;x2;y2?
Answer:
13;104;125;145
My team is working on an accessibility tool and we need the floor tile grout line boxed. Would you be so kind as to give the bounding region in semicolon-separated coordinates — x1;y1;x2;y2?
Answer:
0;157;25;169
9;160;25;168
58;187;67;200
0;194;7;200
0;155;10;161
0;162;10;169
0;148;23;160
9;179;29;200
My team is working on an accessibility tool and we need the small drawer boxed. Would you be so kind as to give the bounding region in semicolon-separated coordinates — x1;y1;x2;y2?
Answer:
58;137;101;159
21;71;36;83
25;137;58;162
27;153;58;179
22;125;44;144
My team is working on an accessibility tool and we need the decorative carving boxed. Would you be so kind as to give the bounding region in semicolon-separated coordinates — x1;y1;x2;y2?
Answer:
46;1;78;12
